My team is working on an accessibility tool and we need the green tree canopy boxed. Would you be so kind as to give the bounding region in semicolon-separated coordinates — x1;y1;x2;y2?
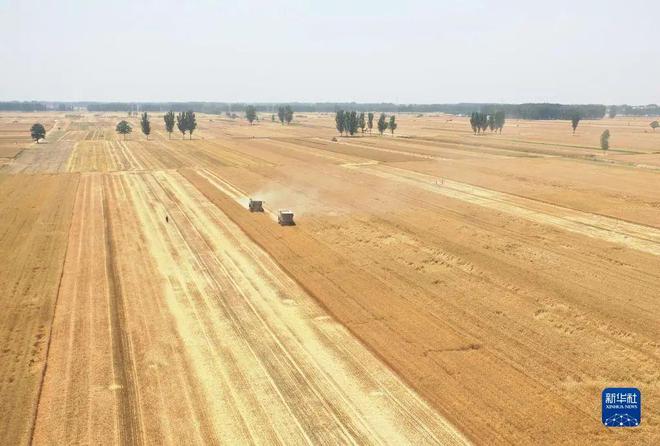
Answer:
346;111;359;136
164;111;175;139
116;120;132;140
185;110;197;139
358;112;366;134
30;123;46;143
140;112;151;139
246;105;257;125
571;112;581;134
176;112;187;138
277;106;285;124
470;112;489;134
174;110;197;139
470;112;478;134
284;105;294;124
377;113;387;135
335;110;345;135
389;115;397;135
494;111;506;133
650;121;659;131
479;113;488;133
367;112;374;134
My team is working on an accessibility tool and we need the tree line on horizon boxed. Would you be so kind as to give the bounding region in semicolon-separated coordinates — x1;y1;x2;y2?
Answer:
82;102;612;119
9;101;660;120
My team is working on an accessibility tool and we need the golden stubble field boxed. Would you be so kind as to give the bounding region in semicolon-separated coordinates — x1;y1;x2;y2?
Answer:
0;111;659;445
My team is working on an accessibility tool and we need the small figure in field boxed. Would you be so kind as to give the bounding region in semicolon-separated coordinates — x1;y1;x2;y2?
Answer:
165;215;169;223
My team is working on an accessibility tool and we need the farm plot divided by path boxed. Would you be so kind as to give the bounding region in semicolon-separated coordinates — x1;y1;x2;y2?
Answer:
29;171;466;445
2;113;660;445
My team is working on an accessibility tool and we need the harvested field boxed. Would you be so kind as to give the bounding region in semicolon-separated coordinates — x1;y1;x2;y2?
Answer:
0;114;56;163
1;112;659;445
0;172;79;444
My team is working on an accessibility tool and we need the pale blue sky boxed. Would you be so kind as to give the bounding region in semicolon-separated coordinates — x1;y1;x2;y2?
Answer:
1;0;658;104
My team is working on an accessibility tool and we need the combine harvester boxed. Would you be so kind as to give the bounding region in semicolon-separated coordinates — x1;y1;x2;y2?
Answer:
248;198;296;226
248;198;295;226
277;209;295;226
248;199;264;212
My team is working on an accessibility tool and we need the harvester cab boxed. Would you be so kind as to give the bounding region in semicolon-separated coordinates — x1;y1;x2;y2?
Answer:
277;210;295;226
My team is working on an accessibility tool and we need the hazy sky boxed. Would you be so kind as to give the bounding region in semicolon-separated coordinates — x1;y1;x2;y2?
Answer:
1;0;658;104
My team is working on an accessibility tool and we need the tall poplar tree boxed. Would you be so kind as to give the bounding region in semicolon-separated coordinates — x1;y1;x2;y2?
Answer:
377;113;387;135
140;112;151;139
389;115;397;135
494;111;505;133
163;111;175;139
176;112;187;138
246;106;257;125
284;105;294;124
571;112;581;134
335;110;345;135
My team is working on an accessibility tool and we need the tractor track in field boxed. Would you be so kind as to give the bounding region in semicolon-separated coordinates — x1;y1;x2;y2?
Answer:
101;180;145;446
